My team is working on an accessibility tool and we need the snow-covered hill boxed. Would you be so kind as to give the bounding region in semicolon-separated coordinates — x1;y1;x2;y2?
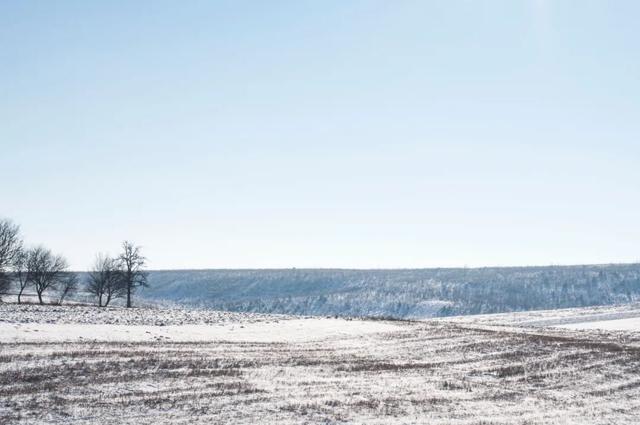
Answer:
140;264;640;318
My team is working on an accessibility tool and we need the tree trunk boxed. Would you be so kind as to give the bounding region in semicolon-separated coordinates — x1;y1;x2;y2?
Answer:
18;287;24;304
127;286;132;308
98;293;103;307
37;290;43;305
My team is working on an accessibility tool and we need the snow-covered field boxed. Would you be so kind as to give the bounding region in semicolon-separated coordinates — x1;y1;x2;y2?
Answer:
558;317;640;331
443;302;640;327
0;302;289;326
2;303;640;424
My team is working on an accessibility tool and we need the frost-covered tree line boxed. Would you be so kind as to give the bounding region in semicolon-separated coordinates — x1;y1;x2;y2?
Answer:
143;266;640;319
0;218;147;307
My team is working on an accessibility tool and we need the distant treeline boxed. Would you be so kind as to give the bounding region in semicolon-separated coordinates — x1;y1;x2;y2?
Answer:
141;266;640;318
0;218;147;307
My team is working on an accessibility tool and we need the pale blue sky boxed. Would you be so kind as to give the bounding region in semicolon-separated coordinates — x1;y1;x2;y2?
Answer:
1;1;639;270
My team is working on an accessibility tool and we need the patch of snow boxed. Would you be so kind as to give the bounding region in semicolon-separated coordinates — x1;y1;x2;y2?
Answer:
0;318;403;343
440;303;640;328
557;317;640;331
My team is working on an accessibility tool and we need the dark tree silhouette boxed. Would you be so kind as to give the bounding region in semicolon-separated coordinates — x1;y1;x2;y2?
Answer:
57;272;79;305
87;254;125;307
13;249;29;304
0;219;22;299
118;241;148;308
26;246;69;304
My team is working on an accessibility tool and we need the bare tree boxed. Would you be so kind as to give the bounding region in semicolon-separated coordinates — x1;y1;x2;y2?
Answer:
118;241;148;308
26;246;69;305
0;219;22;299
57;273;79;305
13;248;29;304
102;270;125;307
87;254;125;307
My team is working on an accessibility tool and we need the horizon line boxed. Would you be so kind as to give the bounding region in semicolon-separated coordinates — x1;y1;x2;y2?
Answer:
68;261;640;273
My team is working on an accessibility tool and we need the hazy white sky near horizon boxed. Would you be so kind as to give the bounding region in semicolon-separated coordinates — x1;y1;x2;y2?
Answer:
1;1;639;270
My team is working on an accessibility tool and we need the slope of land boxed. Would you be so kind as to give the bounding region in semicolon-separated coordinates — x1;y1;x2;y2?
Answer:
140;264;640;318
443;302;640;327
2;303;640;424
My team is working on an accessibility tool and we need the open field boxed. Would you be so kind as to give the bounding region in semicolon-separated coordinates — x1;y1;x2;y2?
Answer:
558;317;640;331
443;302;640;327
0;305;400;344
2;304;640;424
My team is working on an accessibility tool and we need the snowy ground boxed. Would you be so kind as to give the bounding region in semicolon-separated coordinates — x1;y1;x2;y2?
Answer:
1;319;401;344
558;317;640;331
0;302;285;326
0;303;401;344
2;303;640;424
443;302;640;328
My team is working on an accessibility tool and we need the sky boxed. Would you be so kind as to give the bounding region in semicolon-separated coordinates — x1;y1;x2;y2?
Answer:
1;1;639;270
